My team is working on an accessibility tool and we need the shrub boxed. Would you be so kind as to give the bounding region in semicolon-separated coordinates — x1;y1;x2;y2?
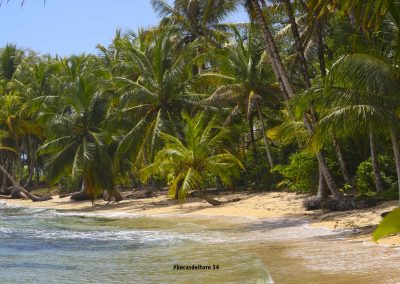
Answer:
58;175;81;194
237;150;277;190
273;151;318;194
356;155;397;195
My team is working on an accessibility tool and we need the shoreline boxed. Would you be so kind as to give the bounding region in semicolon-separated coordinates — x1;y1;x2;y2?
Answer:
4;191;399;246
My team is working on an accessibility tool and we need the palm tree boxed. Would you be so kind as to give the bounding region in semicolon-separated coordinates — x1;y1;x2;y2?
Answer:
0;93;43;183
152;0;240;46
0;44;22;93
310;52;400;200
39;76;119;203
111;26;198;170
13;56;59;186
246;0;344;199
141;112;243;205
200;24;278;168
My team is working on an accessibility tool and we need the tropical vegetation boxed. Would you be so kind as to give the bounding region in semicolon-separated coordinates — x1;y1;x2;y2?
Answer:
1;0;400;235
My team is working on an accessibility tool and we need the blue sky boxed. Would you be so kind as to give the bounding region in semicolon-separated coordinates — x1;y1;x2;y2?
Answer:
0;1;248;57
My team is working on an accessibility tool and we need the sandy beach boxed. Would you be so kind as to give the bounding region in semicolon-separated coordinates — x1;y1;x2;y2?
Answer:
4;191;399;246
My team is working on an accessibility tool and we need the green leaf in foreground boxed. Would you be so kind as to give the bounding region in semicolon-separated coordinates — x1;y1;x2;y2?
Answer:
372;208;400;241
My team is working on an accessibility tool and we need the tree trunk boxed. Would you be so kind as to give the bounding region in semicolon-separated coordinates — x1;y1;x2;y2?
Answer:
369;130;385;192
1;162;9;194
113;189;123;202
256;101;274;168
333;139;352;185
317;168;329;199
249;0;294;98
0;165;49;202
35;163;40;182
303;116;343;199
283;0;311;88
200;190;221;206
316;20;327;77
390;127;400;204
250;0;342;199
24;156;35;189
249;116;258;157
0;195;12;199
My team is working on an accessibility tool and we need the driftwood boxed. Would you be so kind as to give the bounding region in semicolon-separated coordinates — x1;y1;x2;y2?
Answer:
59;193;73;198
70;191;92;201
70;190;103;201
123;190;154;200
0;165;51;202
70;189;123;203
0;194;12;199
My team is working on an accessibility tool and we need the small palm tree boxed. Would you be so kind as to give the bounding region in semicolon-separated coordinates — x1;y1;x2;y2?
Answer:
141;112;243;206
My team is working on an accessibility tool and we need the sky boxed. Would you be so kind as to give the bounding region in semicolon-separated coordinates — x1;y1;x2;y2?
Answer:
0;1;249;57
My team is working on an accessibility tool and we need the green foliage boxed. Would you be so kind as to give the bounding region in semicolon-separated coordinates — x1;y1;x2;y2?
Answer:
356;155;397;195
58;175;81;194
3;0;400;209
273;152;318;194
238;150;276;190
373;207;400;241
141;112;243;203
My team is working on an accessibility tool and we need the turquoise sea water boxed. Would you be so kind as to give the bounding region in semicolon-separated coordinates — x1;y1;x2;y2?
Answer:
0;202;272;284
1;201;400;284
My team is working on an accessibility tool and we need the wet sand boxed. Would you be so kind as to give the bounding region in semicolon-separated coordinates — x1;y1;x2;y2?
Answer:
5;191;399;246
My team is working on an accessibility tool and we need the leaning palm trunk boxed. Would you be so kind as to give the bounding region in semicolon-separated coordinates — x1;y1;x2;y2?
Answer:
369;130;385;192
303;115;343;200
0;165;48;202
390;127;400;204
317;169;329;198
283;0;311;88
250;0;343;199
256;101;274;168
286;0;348;198
333;139;352;185
1;162;9;194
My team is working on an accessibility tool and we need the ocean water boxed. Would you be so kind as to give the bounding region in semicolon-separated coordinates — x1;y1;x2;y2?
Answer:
0;202;272;284
1;201;400;284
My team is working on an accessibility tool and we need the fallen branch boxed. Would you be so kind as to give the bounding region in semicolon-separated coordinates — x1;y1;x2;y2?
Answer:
0;194;12;199
0;165;51;202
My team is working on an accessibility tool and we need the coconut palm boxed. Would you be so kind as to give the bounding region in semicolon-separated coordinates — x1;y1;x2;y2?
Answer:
246;0;344;200
310;52;400;200
141;112;243;205
152;0;240;46
12;56;62;186
0;44;22;91
200;24;279;168
111;26;198;170
38;76;119;203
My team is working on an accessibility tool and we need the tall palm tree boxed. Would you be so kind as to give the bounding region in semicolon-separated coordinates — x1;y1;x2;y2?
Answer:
152;0;241;46
246;0;344;199
111;26;198;170
310;52;400;200
39;76;119;203
0;44;22;92
14;56;60;186
200;25;278;168
141;112;243;205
